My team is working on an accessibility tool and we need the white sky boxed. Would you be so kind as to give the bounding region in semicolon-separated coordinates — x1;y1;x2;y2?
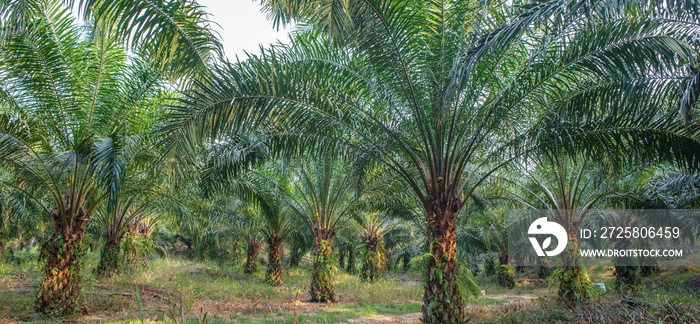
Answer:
198;0;291;61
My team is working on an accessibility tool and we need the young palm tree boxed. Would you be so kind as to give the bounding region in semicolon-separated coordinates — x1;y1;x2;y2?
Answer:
284;158;361;302
459;209;513;288
354;212;404;282
261;203;292;285
163;1;700;321
509;154;638;303
287;223;313;268
243;169;294;285
220;200;265;276
94;197;150;277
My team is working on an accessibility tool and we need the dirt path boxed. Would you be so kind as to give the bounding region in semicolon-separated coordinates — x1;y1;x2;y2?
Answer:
345;290;547;324
347;312;422;324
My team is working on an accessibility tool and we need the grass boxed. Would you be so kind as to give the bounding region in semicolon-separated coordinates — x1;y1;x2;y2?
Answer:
1;250;698;323
0;251;426;323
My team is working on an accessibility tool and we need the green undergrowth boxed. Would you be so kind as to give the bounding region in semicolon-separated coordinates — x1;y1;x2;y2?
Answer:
1;252;424;323
3;251;698;323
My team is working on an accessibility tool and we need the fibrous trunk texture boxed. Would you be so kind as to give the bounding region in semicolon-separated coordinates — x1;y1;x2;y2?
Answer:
421;194;465;324
497;251;514;288
385;249;393;271
346;245;355;274
558;236;590;304
35;205;88;315
96;236;122;278
360;236;378;282
338;245;346;270
244;240;261;276
289;242;301;268
310;227;335;302
232;240;243;265
265;235;283;285
558;266;590;304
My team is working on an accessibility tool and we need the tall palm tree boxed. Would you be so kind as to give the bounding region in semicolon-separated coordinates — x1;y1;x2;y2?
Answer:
163;1;700;321
0;0;218;313
0;3;137;313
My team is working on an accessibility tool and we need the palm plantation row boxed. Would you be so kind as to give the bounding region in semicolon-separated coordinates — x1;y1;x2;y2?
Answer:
1;0;700;322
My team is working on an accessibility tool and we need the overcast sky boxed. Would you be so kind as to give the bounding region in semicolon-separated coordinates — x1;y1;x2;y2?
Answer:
198;0;292;60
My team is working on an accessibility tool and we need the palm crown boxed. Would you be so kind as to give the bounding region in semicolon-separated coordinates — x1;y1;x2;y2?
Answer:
163;1;700;322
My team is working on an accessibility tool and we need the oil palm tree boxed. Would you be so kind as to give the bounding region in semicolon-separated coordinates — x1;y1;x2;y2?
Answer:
232;204;265;276
262;206;292;285
239;168;294;285
283;157;361;302
0;3;143;313
507;153;641;303
93;132;170;277
196;141;295;283
287;221;313;268
0;0;219;313
163;1;700;321
354;212;406;282
94;196;151;277
459;209;514;288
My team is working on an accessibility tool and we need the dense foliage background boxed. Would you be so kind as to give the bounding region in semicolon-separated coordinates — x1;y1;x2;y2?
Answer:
1;0;700;323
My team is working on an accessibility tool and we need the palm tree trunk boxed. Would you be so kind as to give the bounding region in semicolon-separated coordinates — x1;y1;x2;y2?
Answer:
232;239;243;265
338;245;346;270
402;252;411;272
123;233;138;272
123;226;150;273
361;236;378;282
289;242;301;268
96;235;122;277
265;235;283;285
557;237;590;304
310;227;335;302
557;266;590;304
422;199;465;324
612;239;640;292
497;251;514;288
385;249;393;272
244;239;261;276
346;245;355;274
139;227;153;269
35;206;88;315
